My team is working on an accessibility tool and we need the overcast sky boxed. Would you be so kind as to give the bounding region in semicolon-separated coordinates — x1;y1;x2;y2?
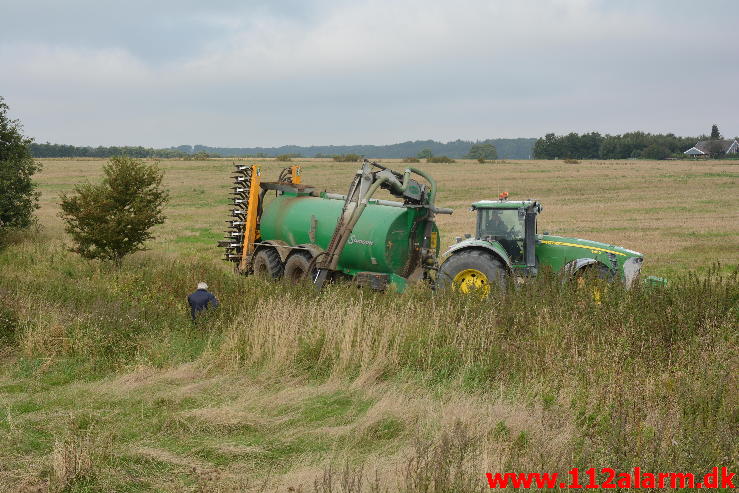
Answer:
1;0;737;147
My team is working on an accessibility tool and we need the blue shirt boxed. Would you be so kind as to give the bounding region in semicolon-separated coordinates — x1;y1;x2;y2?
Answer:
187;289;219;320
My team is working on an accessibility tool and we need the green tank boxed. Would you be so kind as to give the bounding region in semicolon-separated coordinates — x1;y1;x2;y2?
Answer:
259;193;439;277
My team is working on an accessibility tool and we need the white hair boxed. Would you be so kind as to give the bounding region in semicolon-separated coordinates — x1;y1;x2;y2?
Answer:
197;282;208;290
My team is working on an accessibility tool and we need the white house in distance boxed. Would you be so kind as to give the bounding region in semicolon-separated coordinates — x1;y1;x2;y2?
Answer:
684;139;739;157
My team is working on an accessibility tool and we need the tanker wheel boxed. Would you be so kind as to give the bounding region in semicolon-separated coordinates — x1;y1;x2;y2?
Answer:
253;248;284;279
437;250;506;295
283;251;314;283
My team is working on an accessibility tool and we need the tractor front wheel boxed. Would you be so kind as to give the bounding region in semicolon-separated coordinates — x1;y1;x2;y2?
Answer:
437;250;506;295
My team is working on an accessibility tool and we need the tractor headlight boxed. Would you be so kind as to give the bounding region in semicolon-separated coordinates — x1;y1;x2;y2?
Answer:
623;257;643;289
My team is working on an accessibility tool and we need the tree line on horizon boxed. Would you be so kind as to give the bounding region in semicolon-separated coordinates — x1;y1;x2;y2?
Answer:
532;126;737;160
27;138;536;160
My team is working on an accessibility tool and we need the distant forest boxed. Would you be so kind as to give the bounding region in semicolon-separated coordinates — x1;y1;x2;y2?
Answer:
28;138;537;160
29;132;727;161
532;131;734;160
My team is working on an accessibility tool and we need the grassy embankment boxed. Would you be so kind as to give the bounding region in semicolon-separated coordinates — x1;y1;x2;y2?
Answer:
0;158;737;491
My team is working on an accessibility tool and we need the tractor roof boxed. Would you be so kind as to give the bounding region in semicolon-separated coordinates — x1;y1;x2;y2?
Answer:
471;200;540;210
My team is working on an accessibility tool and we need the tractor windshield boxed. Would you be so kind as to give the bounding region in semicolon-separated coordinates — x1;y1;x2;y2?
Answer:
478;209;524;239
477;209;525;262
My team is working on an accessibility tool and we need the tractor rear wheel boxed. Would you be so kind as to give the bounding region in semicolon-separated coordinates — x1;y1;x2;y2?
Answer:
437;250;506;295
283;251;314;283
253;248;283;279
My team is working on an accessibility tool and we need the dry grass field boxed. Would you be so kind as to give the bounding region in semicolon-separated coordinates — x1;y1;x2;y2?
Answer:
0;157;737;492
34;157;739;276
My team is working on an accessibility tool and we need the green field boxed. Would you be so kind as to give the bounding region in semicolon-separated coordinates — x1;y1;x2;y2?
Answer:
0;158;737;491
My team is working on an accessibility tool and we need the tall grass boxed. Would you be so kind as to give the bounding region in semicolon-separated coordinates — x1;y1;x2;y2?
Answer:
1;236;737;486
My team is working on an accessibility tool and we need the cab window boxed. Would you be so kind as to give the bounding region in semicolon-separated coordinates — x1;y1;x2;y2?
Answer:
477;209;524;239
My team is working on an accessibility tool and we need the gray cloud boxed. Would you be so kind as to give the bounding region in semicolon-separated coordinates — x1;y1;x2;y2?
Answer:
1;0;737;146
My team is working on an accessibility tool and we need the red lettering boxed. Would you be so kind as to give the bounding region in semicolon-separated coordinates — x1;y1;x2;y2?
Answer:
485;472;558;489
640;472;655;488
585;467;598;488
669;472;694;488
616;472;631;488
721;467;736;488
601;468;616;488
569;467;583;488
704;467;718;488
658;473;669;488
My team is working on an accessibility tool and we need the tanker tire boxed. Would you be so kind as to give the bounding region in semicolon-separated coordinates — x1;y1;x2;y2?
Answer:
283;251;313;283
436;249;506;293
253;248;284;279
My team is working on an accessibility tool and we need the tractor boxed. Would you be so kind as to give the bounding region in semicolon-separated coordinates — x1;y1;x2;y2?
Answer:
219;160;648;293
436;197;646;295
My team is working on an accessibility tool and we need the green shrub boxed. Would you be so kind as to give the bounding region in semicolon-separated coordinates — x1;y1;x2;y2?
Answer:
465;142;498;160
275;154;292;162
417;148;433;160
402;157;420;163
59;156;169;263
563;158;580;164
427;156;455;163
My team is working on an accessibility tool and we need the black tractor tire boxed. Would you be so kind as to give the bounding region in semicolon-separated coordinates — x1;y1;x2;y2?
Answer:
283;251;314;283
436;249;507;294
252;248;284;279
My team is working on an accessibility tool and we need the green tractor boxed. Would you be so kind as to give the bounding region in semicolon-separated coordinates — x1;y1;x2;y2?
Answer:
436;198;646;294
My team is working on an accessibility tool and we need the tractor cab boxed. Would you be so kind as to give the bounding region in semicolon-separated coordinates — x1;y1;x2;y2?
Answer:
471;199;542;274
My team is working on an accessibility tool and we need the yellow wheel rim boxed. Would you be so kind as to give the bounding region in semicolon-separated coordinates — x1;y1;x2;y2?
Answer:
577;276;604;305
452;269;490;296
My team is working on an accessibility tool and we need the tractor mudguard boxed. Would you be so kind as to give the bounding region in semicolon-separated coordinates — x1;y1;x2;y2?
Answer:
562;258;602;277
441;239;512;271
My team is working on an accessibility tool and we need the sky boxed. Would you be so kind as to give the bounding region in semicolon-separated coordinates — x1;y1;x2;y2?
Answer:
1;0;737;147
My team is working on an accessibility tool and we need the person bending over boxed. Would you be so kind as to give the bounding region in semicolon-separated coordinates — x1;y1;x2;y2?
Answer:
187;282;219;321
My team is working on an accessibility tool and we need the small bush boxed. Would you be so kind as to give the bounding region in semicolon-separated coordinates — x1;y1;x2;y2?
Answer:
333;153;362;162
427;156;455;163
275;154;292;162
477;157;486;163
59;156;169;263
402;157;420;163
563;158;580;164
417;148;433;160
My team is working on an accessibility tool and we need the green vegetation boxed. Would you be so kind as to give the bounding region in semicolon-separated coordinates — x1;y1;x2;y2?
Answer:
59;157;169;262
332;153;362;162
29;139;540;160
0;157;736;490
417;148;433;160
427;156;455;163
0;96;41;237
465;141;498;160
0;236;736;489
534;131;699;160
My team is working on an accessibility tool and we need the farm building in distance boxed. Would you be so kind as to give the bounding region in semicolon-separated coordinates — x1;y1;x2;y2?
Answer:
684;138;739;157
